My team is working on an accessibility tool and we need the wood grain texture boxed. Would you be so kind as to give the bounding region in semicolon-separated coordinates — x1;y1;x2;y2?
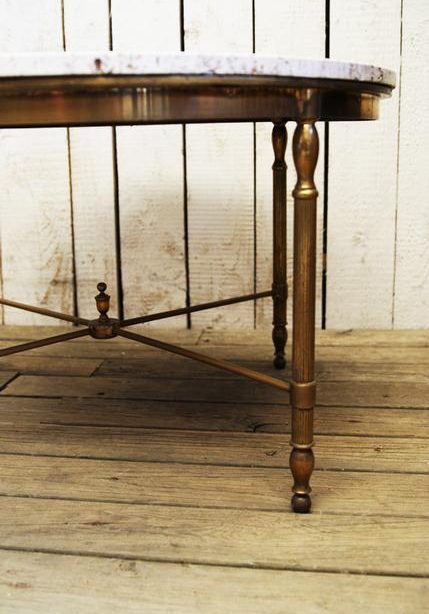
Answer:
0;371;17;389
0;496;428;575
3;374;429;409
185;0;255;329
1;425;428;473
1;326;429;353
112;0;186;327
254;0;326;328
1;397;428;438
0;355;100;375
63;1;118;319
393;0;429;328
0;456;428;519
94;355;429;383
0;327;427;610
326;0;402;328
198;328;429;347
1;550;427;614
0;0;73;326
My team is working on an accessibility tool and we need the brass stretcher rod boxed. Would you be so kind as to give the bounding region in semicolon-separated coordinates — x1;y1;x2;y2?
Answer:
0;291;272;329
118;329;290;392
0;328;91;357
0;297;89;326
121;290;273;327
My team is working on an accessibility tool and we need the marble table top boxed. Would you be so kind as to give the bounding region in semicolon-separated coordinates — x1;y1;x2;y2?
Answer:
0;52;396;88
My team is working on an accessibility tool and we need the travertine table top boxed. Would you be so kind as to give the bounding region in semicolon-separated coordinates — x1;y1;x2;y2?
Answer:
0;52;396;88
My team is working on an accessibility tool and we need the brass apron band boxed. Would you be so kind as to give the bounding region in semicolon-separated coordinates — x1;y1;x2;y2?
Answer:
292;484;313;495
289;440;315;449
290;380;316;409
292;186;319;200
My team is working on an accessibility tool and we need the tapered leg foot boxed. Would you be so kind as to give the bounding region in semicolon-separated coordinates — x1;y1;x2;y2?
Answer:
290;446;314;514
291;493;311;513
290;429;314;516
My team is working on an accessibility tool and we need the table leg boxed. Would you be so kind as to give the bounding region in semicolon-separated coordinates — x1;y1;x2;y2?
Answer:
271;121;288;369
290;120;319;513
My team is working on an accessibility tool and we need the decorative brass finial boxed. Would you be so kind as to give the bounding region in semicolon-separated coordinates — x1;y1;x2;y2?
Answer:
89;281;119;339
95;282;110;321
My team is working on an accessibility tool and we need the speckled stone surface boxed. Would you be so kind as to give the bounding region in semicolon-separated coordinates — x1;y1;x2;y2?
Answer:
0;52;396;88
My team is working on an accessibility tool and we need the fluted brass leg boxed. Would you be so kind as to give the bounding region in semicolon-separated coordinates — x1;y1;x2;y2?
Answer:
290;120;319;513
271;121;288;369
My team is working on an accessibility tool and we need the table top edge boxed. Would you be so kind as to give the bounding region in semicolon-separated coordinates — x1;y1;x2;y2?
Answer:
0;52;396;89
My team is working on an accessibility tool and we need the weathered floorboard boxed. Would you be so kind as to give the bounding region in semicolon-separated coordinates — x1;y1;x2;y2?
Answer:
1;455;428;518
0;326;427;612
0;397;427;438
4;338;429;367
3;375;428;409
1;550;427;614
0;425;427;473
95;356;429;383
0;497;428;576
0;356;100;376
0;325;428;345
0;372;17;390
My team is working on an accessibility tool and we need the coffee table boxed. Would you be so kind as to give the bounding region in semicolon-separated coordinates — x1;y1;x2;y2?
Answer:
0;52;395;512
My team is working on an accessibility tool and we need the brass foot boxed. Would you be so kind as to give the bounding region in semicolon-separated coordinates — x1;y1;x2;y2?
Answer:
273;353;286;370
291;493;312;513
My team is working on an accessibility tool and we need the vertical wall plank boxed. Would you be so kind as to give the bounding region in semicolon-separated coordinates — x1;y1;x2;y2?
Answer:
185;0;254;329
112;0;186;327
393;0;429;328
63;0;117;318
326;0;401;328
0;0;73;325
254;0;326;330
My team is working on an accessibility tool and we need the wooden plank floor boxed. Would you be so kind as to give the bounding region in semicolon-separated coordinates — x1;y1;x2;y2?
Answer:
0;326;428;613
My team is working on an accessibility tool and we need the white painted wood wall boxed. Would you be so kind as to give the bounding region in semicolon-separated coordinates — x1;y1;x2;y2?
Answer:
0;0;427;330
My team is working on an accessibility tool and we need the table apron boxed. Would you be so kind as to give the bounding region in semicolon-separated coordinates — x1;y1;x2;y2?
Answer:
0;87;381;128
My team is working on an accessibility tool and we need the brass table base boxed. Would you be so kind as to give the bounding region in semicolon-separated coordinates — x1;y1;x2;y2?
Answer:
0;50;395;513
0;120;319;514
